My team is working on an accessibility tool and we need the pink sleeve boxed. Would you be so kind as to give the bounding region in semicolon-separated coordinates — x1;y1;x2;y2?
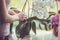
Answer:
50;15;55;25
50;14;59;25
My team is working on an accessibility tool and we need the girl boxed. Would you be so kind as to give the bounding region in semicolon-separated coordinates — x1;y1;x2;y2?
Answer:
0;0;27;40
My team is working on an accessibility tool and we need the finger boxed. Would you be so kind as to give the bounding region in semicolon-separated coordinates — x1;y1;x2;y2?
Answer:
13;9;20;13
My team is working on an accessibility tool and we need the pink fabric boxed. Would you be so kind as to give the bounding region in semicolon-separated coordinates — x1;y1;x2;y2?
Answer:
50;13;60;25
55;0;60;2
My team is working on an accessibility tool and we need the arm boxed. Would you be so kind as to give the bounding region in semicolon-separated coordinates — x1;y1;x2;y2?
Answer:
0;0;24;23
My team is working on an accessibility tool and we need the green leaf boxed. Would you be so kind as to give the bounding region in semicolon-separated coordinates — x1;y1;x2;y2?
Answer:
48;24;51;30
40;21;48;30
31;22;36;34
10;22;13;26
44;25;47;30
10;22;13;34
28;22;31;33
39;23;42;30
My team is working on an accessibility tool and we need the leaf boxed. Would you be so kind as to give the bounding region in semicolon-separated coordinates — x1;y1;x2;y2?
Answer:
10;22;13;27
48;24;51;30
19;22;30;38
16;21;23;35
40;21;48;30
39;23;42;30
16;24;21;38
44;24;47;30
28;22;31;33
16;21;29;38
10;22;13;34
31;22;36;34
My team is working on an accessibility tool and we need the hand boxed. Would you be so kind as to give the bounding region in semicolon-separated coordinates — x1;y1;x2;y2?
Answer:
8;9;16;15
9;8;20;15
18;13;27;21
12;8;20;13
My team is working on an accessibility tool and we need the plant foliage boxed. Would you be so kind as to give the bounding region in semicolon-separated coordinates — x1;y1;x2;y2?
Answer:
15;16;50;39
